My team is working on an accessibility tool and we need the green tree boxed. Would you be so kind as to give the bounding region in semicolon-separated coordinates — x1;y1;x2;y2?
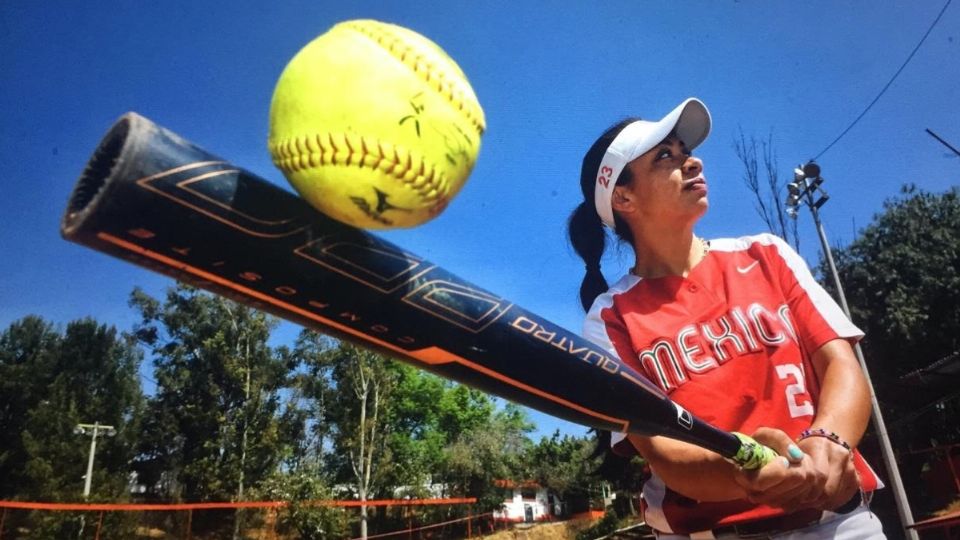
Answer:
323;342;399;540
287;330;538;537
441;402;533;512
585;430;650;516
0;316;144;539
252;466;349;540
383;369;497;493
526;432;600;514
130;284;290;538
825;186;959;430
380;365;448;493
374;368;506;535
0;316;61;499
824;186;960;513
285;331;340;471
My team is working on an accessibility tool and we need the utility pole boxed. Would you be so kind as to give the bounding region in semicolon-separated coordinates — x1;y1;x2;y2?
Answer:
786;162;918;540
75;422;117;498
74;422;116;539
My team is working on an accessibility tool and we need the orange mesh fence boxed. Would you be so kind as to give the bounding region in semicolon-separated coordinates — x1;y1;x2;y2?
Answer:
0;498;476;512
0;498;483;540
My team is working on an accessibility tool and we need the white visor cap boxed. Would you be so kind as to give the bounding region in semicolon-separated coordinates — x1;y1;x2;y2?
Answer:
594;98;711;229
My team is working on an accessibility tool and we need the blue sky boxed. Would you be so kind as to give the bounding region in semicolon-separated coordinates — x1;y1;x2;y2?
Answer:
1;1;957;439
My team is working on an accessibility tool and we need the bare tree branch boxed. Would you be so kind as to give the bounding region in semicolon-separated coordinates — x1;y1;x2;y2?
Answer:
733;127;799;249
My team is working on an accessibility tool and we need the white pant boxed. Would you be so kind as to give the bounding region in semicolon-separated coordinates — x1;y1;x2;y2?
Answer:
656;507;886;540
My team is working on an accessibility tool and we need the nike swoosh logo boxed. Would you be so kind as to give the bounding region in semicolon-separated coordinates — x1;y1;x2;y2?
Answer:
737;261;760;274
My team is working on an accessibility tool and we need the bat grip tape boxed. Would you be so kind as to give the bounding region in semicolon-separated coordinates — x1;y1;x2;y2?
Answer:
730;432;779;470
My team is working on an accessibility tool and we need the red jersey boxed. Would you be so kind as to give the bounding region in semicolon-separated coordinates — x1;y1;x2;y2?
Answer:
583;234;881;534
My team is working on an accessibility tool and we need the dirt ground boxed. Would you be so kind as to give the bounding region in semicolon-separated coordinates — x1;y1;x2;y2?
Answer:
134;516;628;540
477;519;595;540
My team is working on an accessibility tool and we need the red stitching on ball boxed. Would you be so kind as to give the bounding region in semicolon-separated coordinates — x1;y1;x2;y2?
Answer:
268;133;446;202
341;20;485;136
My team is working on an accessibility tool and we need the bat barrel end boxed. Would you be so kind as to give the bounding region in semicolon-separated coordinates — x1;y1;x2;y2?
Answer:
61;113;148;238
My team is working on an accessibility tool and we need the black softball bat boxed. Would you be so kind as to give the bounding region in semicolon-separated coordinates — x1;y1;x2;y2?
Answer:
61;113;774;469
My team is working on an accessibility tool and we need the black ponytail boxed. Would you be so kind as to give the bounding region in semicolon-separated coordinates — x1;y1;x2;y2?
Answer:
568;202;608;312
567;117;641;312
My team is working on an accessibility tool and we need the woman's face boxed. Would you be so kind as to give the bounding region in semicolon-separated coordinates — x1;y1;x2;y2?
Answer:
615;135;708;226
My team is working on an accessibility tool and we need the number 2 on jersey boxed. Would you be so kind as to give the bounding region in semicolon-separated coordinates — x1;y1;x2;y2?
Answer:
775;363;814;418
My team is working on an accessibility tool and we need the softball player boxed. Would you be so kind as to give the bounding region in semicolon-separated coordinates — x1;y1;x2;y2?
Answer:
568;98;885;539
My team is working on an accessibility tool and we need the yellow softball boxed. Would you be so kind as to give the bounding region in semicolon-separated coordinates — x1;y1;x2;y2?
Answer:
268;19;485;229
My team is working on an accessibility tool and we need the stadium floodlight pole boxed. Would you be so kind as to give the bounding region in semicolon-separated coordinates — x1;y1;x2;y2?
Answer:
74;422;115;540
786;162;918;540
74;422;117;498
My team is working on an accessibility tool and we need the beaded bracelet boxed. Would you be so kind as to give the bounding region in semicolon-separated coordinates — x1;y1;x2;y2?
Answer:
798;428;852;451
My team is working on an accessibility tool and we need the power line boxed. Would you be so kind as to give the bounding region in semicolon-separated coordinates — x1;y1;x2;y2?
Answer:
813;0;953;161
926;128;960;158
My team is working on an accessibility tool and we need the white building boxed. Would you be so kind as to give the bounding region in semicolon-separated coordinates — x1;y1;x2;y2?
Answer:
492;481;557;523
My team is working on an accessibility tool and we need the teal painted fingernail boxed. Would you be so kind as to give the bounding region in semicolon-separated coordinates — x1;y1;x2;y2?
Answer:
788;444;804;460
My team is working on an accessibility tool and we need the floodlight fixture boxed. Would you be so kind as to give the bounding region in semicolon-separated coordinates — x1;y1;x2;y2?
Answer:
802;161;821;179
